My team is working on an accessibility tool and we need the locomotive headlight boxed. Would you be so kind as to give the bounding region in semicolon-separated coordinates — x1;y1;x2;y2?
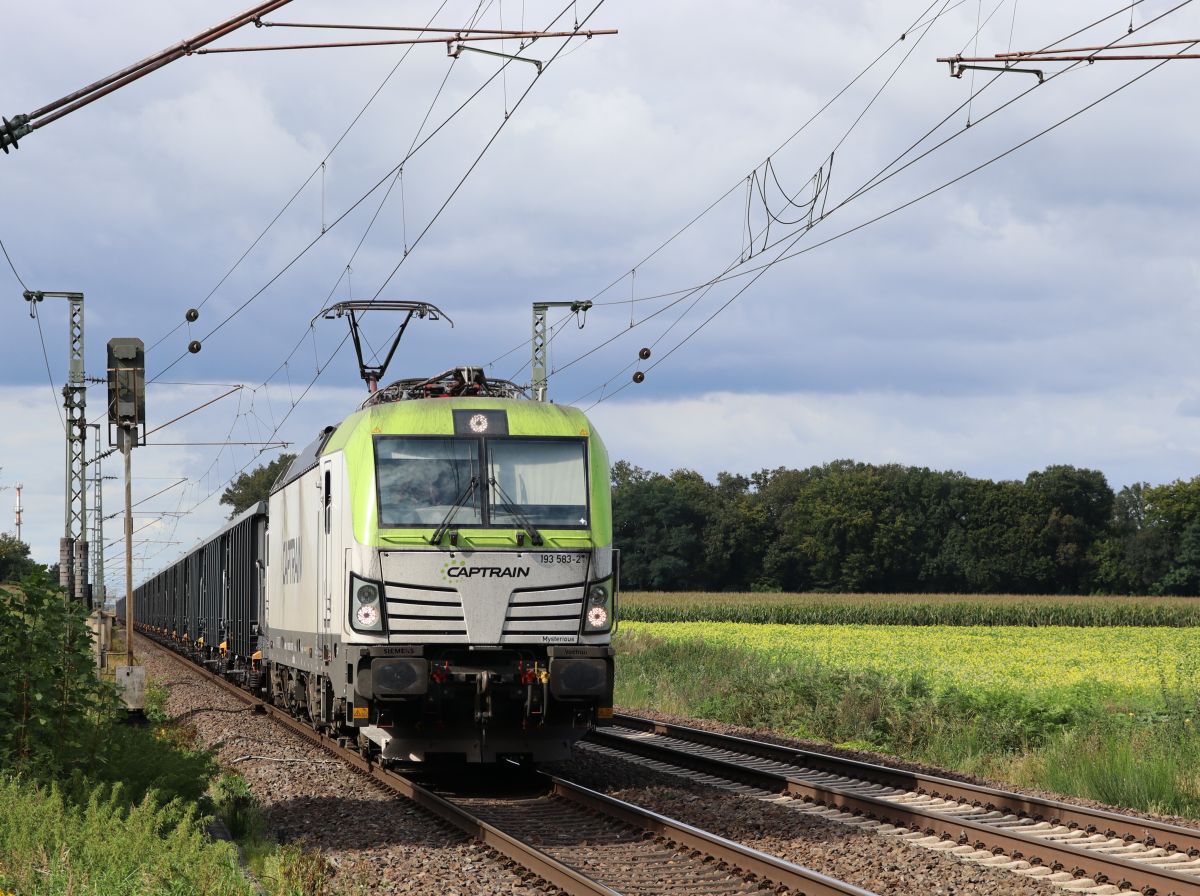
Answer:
349;573;386;634
583;581;613;633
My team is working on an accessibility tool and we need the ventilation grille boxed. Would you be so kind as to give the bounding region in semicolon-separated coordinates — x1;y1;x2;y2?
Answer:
501;586;582;643
384;584;467;643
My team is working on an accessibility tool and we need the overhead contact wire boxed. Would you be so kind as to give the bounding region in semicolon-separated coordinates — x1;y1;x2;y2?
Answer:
4;236;66;429
142;1;588;554
588;38;1196;409
369;0;607;300
147;0;455;354
569;0;1180;400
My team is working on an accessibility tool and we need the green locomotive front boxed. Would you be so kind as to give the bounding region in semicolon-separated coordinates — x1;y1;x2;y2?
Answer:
264;369;617;763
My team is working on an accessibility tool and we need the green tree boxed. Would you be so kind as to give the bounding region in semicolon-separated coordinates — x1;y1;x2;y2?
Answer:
612;463;718;590
1025;465;1114;592
219;453;295;517
754;466;815;590
1091;483;1172;594
952;478;1054;593
1144;476;1200;594
703;472;770;591
609;459;1200;595
0;533;36;583
764;461;936;592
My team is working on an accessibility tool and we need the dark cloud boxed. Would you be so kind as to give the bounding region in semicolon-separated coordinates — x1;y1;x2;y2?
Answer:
3;1;1200;567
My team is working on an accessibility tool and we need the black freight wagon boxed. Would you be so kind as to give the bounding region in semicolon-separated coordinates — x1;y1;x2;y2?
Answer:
133;502;267;669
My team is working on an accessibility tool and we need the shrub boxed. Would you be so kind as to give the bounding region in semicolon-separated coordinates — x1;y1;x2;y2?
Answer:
0;570;118;774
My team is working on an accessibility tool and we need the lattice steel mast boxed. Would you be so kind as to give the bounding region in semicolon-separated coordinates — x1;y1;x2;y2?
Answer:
531;301;591;401
26;290;89;603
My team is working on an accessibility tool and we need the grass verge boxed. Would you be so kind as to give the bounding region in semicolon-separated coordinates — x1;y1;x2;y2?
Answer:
0;677;333;896
614;625;1200;818
209;771;332;896
0;777;252;896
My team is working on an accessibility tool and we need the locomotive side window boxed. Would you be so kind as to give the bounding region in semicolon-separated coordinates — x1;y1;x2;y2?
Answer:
487;438;588;528
324;469;332;535
375;437;482;528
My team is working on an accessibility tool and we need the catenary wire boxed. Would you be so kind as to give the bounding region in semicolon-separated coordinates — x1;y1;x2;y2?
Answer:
555;0;968;377
368;0;607;300
137;2;597;569
1;236;29;291
3;236;66;429
150;5;566;384
584;0;963;307
562;0;1182;400
585;0;1174;318
583;38;1196;410
146;0;456;354
589;0;1173;312
220;0;588;412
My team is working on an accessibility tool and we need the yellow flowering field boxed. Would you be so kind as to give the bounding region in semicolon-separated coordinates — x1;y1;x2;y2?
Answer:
620;621;1198;699
615;621;1200;816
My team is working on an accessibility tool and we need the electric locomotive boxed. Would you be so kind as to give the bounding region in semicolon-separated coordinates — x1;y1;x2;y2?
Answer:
136;365;617;764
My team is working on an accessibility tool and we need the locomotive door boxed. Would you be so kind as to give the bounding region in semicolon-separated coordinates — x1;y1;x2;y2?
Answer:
318;460;334;665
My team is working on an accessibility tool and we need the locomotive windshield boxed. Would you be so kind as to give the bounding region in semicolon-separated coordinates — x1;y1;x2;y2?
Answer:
376;437;482;527
487;438;588;528
374;435;588;529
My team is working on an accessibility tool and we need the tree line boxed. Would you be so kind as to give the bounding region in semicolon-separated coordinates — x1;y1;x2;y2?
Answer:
15;453;1191;596
612;460;1200;595
0;533;40;583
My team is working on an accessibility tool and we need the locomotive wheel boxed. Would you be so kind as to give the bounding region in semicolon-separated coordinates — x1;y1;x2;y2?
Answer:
280;669;297;715
306;675;323;727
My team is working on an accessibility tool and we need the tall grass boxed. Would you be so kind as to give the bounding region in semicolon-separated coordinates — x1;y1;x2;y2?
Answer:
0;779;253;896
622;591;1200;626
1005;722;1200;817
614;628;1200;817
209;772;332;896
0;676;329;896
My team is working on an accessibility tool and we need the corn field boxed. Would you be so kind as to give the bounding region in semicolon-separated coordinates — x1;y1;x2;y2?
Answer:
620;591;1200;627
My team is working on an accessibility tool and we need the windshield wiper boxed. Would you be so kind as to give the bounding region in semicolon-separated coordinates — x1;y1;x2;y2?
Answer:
430;476;477;545
488;476;544;546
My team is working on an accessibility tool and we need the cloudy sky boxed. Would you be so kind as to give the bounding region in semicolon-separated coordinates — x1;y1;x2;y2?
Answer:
2;0;1199;590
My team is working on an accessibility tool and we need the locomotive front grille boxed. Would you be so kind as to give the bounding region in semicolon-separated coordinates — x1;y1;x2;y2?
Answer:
381;581;585;644
380;550;602;645
384;584;468;641
501;587;583;640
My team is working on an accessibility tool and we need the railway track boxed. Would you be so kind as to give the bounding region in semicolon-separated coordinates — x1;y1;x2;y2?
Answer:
140;632;877;896
585;714;1200;896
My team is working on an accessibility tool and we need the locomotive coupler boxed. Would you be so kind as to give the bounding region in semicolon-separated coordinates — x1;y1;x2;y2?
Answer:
519;660;549;727
474;669;493;724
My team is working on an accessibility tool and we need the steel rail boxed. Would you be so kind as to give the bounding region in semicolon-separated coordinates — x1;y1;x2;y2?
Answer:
611;713;1200;854
547;775;879;896
141;632;879;896
140;632;620;896
592;724;1200;896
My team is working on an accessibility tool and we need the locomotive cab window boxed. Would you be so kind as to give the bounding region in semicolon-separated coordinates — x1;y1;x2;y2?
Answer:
487;438;588;528
375;437;482;528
